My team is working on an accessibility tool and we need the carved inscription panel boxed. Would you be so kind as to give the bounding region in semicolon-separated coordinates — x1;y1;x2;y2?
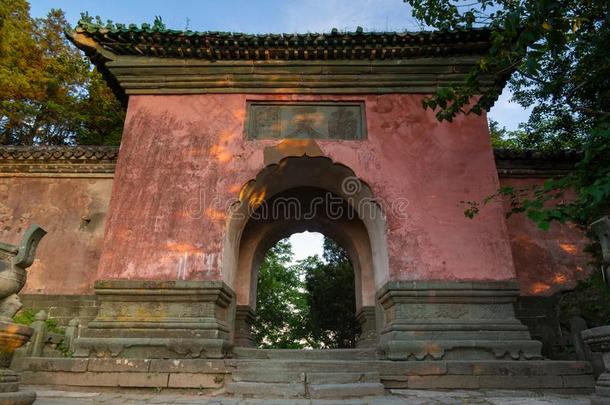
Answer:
245;101;366;140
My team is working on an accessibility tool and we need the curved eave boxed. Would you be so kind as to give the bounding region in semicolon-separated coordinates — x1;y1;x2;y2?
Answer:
67;26;511;106
67;30;128;106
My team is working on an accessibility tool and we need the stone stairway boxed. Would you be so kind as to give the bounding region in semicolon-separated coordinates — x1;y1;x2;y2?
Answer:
227;348;385;398
12;350;596;398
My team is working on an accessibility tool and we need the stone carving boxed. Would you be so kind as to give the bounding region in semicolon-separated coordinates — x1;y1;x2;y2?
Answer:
591;216;610;287
328;108;358;139
0;224;46;405
583;326;610;404
246;102;366;140
253;106;280;138
0;225;47;321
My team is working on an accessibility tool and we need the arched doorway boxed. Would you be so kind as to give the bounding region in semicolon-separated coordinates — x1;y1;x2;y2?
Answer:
222;156;389;348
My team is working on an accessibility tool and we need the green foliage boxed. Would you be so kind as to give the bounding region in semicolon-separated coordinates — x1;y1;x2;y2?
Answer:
13;308;72;356
254;237;360;349
253;240;308;348
56;339;73;358
467;120;610;229
12;308;36;326
559;270;610;328
301;239;361;348
12;308;64;334
489;119;531;150
0;1;124;145
404;0;610;229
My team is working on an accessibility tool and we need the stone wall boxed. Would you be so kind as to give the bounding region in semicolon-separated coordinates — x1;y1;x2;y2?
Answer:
0;147;116;296
495;150;592;296
100;94;518;289
0;146;591;302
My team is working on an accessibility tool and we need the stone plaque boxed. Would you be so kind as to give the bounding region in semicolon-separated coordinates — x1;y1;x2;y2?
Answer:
245;101;366;140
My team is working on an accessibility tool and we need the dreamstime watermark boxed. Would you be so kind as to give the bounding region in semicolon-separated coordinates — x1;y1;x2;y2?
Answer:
181;176;410;224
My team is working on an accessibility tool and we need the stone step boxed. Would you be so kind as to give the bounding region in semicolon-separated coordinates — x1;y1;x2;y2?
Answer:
227;375;384;398
13;357;595;393
231;370;305;383
233;347;378;360
307;371;380;384
231;370;380;385
226;381;306;397
230;359;448;379
308;383;386;399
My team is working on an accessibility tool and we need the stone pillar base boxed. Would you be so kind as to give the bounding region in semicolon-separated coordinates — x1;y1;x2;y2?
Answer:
73;280;235;359
234;305;256;347
356;306;377;348
377;281;543;360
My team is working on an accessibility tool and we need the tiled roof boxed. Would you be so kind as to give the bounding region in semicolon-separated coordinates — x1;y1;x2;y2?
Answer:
0;146;119;161
493;148;581;161
68;19;495;61
0;145;578;166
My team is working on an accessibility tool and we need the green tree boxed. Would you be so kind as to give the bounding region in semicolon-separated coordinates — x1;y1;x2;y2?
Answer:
405;0;610;229
253;239;308;348
254;237;361;349
0;2;124;145
489;119;528;150
301;238;360;348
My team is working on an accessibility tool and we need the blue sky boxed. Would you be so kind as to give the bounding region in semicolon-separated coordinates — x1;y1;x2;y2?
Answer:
30;0;529;131
30;1;530;261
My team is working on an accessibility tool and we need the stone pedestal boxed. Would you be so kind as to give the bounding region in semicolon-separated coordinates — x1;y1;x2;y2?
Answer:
234;305;256;347
0;322;36;405
356;306;377;348
583;325;610;404
377;281;542;360
73;280;235;359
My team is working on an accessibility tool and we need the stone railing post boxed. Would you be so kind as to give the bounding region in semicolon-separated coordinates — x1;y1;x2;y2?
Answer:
28;310;48;357
65;318;79;353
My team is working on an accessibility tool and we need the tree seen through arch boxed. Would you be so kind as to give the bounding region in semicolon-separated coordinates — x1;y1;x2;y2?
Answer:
253;235;361;349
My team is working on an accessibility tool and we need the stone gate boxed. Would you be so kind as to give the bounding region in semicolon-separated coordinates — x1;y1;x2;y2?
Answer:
2;20;597;396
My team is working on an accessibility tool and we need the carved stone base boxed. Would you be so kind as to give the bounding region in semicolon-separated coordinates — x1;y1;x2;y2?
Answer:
234;305;256;347
356;306;377;348
377;281;543;360
73;280;235;359
0;322;35;405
